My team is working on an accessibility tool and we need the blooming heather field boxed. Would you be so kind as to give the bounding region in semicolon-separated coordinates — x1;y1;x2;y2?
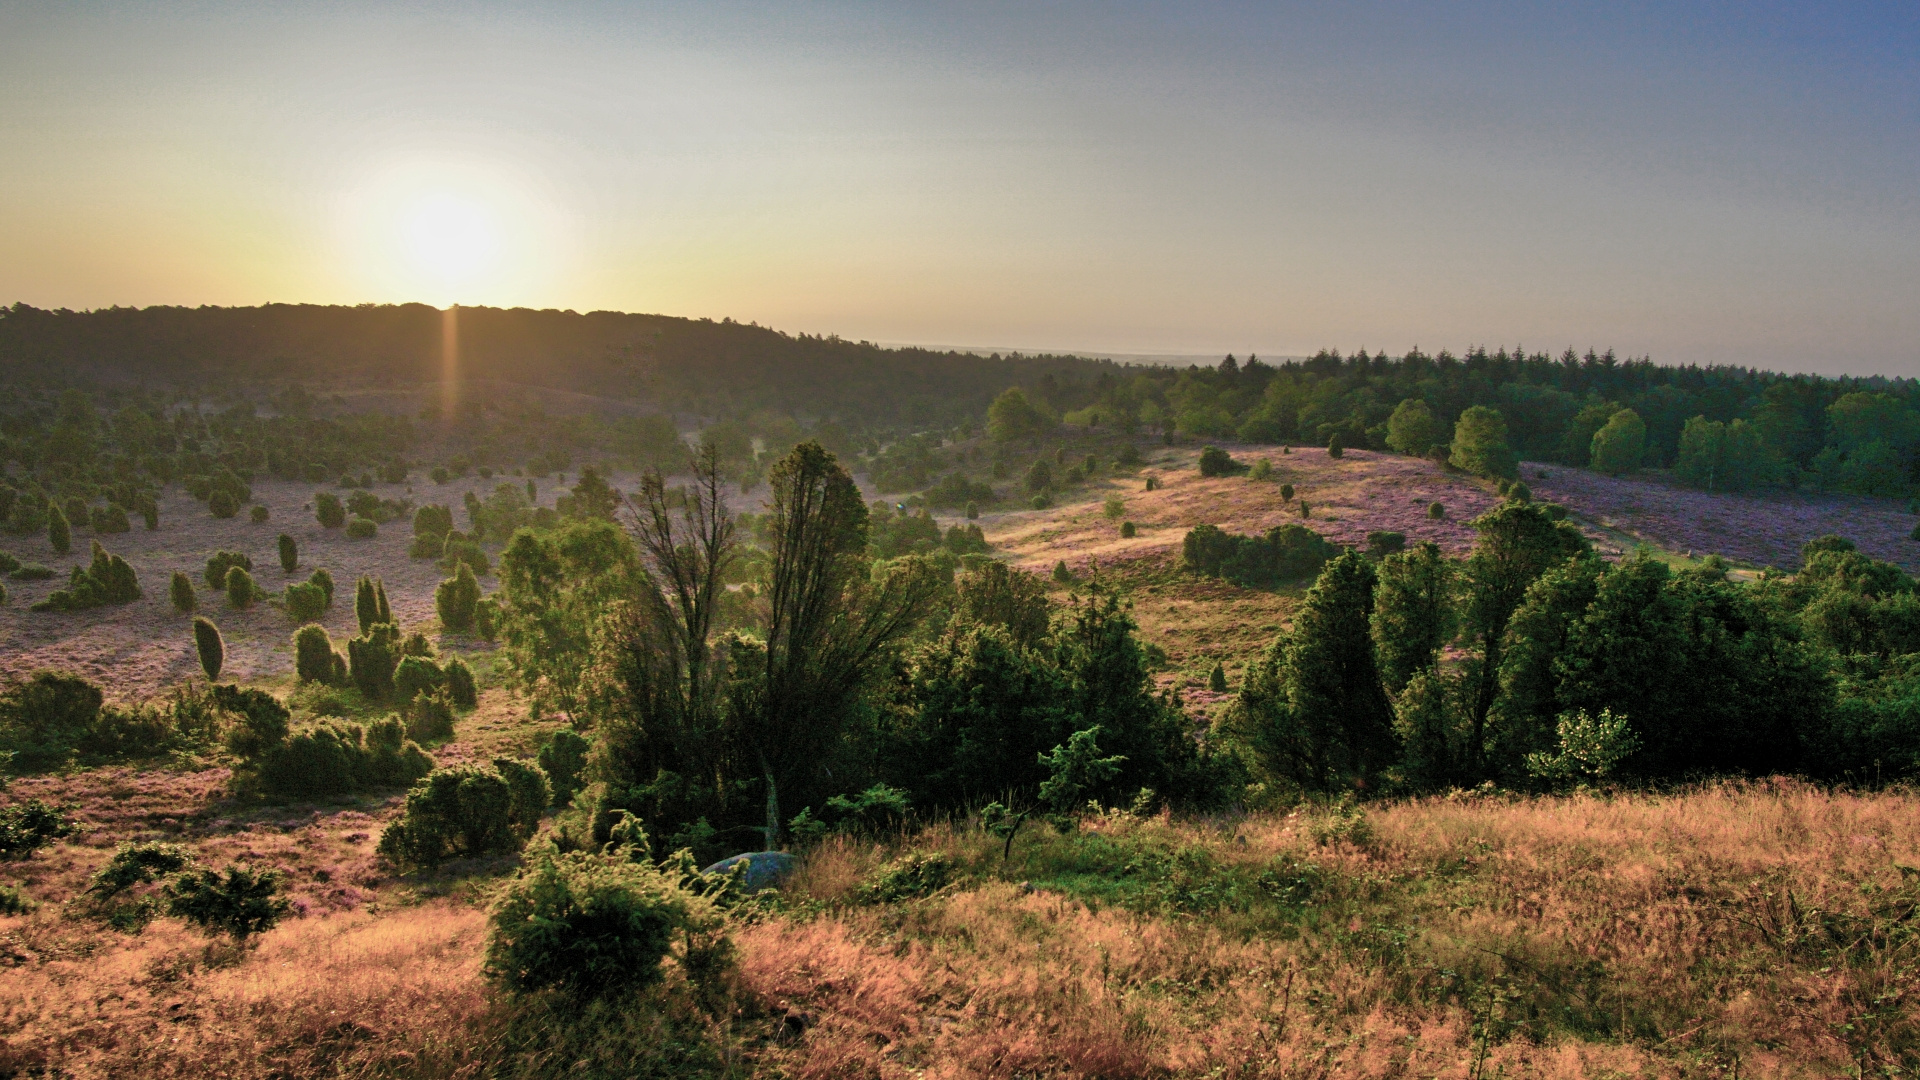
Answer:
1526;464;1920;572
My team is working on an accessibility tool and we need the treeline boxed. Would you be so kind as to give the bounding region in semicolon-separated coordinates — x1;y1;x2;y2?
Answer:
0;303;1109;429
1218;500;1920;793
992;348;1920;498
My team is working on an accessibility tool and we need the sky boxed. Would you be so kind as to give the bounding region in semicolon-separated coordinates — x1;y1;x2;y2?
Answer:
0;2;1915;375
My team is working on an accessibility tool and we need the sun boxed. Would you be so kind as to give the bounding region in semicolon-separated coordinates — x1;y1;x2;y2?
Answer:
399;193;499;287
337;157;565;306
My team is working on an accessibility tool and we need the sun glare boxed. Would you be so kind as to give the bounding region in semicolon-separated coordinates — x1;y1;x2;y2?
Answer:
336;157;565;306
400;194;499;286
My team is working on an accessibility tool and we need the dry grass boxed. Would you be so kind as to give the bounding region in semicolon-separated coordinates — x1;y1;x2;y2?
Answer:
7;782;1919;1077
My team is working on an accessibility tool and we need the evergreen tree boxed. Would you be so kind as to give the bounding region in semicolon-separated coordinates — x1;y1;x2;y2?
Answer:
277;533;298;574
169;570;196;614
1449;405;1518;480
193;617;224;681
48;502;71;556
1370;541;1456;696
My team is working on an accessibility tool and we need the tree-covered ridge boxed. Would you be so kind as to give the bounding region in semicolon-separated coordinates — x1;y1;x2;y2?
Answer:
1026;347;1920;497
0;303;1109;428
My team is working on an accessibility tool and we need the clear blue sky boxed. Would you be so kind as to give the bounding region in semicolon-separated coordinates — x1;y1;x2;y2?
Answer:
1;2;1914;374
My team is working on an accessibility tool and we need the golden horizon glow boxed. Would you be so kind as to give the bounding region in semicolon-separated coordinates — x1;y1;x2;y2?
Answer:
333;158;566;309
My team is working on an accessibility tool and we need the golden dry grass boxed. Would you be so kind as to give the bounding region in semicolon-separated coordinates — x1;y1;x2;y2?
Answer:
5;782;1918;1078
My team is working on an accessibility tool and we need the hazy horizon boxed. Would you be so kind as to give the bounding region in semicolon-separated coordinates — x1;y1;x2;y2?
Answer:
2;3;1914;377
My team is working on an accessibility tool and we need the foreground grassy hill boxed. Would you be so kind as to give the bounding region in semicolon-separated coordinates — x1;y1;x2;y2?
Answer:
3;777;1913;1077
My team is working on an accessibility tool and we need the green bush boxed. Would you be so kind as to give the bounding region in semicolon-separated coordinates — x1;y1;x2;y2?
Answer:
87;840;195;898
294;624;335;683
277;533;298;574
1428;501;1445;519
48;503;71;555
1182;522;1337;587
354;576;392;633
377;762;546;871
1198;446;1244;477
309;567;335;606
346;516;377;539
225;565;258;608
411;505;455;558
0;800;76;859
1120;521;1137;538
435;562;482;632
193;617;224;681
91;504;131;534
253;718;430;800
0;885;34;915
445;656;478;708
285;581;326;622
208;491;239;519
249;504;270;523
406;689;457;743
440;534;491;576
165;571;193;614
473;597;498;641
9;563;53;581
348;623;401;701
31;541;141;611
394;655;447;703
165;864;291;940
484;846;721;998
857;851;953;904
537;728;591;807
315;491;346;528
205;551;252;589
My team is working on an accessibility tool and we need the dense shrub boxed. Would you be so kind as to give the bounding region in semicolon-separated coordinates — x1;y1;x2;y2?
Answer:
377;762;547;871
411;505;455;557
354;576;392;633
1198;446;1245;477
445;655;478;708
1121;521;1137;538
315;491;345;528
277;533;298;573
165;864;291;939
309;567;335;606
48;503;71;555
249;504;270;523
294;624;335;683
436;562;482;632
253;719;431;800
225;565;259;608
205;551;252;589
406;689;457;743
87;840;195;897
91;504;131;533
193;617;224;680
32;541;140;611
284;580;326;622
348;622;401;701
0;800;76;859
1365;531;1407;558
537;728;591;807
394;655;447;703
485;845;721;999
346;516;377;539
208;490;239;519
1183;523;1337;587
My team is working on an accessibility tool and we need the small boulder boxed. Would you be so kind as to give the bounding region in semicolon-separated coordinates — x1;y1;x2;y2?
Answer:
702;850;797;893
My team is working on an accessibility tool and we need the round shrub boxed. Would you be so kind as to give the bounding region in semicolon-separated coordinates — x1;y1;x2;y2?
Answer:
1428;501;1446;519
965;501;979;520
169;571;196;614
345;516;378;539
315;491;346;528
1029;494;1050;510
377;763;538;871
294;624;334;683
205;551;252;589
1508;482;1532;503
277;533;298;574
1327;432;1345;458
1120;521;1137;538
405;689;457;743
225;565;257;609
193;617;224;681
435;562;481;632
285;581;327;622
208;491;239;519
395;655;447;703
445;656;478;708
165;864;290;940
249;505;270;524
1198;446;1237;477
1281;483;1295;502
537;728;590;807
309;567;335;606
484;847;717;999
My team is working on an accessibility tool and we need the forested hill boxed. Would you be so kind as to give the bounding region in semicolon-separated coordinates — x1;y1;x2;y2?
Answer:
0;303;1108;426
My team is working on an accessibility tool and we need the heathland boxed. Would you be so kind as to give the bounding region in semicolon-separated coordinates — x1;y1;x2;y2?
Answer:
5;307;1920;1076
